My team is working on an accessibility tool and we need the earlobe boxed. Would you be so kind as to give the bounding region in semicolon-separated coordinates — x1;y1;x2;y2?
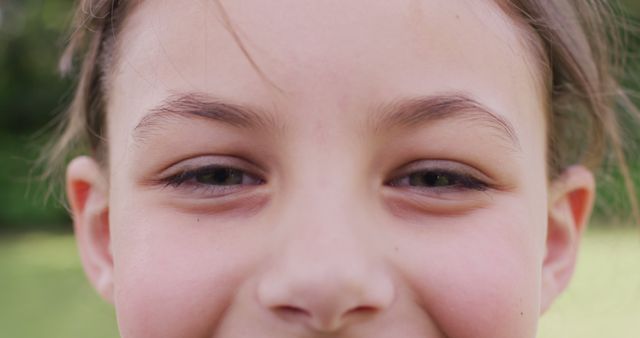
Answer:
66;156;114;302
540;165;595;313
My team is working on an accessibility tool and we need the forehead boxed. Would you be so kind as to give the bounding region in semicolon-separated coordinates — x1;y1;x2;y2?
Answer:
109;0;545;150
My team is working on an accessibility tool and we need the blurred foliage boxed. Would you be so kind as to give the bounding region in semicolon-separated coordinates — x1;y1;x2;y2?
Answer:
0;0;74;230
0;0;74;132
0;0;639;231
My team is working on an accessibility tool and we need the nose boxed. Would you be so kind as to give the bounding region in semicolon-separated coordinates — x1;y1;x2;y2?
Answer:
256;214;395;332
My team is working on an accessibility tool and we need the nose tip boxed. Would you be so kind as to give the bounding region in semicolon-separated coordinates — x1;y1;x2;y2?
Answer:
257;269;395;332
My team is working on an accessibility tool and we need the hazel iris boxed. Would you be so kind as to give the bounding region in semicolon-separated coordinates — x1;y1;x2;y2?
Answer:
409;172;453;187
195;168;244;185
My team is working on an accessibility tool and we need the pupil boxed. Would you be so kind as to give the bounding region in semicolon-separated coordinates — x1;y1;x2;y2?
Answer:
410;172;451;187
197;168;243;185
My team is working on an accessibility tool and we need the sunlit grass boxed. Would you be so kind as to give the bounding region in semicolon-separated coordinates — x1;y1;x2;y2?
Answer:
0;233;118;338
1;226;638;338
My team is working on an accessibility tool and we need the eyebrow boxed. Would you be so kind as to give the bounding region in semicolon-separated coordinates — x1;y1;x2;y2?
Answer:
369;92;521;150
133;93;281;140
134;92;520;150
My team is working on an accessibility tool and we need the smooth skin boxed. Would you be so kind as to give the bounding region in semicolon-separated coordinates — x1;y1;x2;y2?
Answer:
66;0;595;337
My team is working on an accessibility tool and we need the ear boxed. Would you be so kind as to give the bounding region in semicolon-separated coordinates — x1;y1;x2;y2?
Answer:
540;165;595;313
66;156;114;303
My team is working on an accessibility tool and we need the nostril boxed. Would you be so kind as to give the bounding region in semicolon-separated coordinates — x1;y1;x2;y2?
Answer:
256;258;396;330
345;305;378;316
272;304;379;331
342;305;380;324
273;305;312;322
273;304;379;323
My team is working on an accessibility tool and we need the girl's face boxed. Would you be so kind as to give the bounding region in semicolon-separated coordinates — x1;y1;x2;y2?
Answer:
67;0;595;337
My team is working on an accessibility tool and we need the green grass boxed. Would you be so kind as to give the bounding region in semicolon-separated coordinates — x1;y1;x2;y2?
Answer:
0;233;118;338
1;227;638;338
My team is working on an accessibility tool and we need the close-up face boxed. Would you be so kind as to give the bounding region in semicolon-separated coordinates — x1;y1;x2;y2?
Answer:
65;0;596;337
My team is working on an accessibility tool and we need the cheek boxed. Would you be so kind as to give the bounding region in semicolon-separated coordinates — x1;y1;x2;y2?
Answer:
394;204;543;338
109;205;262;337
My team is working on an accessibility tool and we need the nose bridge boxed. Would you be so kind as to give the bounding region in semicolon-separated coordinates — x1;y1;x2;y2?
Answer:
255;158;394;331
283;130;372;224
278;194;369;280
277;151;373;275
275;158;373;287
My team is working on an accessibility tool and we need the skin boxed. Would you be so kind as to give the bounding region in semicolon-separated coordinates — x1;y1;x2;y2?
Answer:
66;0;595;337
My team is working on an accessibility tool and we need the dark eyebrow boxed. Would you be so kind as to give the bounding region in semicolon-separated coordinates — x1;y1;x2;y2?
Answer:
133;93;281;140
369;92;521;150
135;92;520;150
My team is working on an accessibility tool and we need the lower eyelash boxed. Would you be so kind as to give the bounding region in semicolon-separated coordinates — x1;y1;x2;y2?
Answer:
172;180;243;194
162;171;197;188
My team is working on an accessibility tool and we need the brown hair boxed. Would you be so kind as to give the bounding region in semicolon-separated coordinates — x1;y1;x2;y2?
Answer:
43;0;640;221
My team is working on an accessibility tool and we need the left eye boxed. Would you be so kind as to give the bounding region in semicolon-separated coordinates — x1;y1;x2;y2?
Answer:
194;167;250;185
388;170;488;191
407;171;454;187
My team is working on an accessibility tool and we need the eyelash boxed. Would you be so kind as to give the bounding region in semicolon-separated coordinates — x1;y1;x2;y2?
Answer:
386;169;489;192
160;164;489;195
161;165;264;194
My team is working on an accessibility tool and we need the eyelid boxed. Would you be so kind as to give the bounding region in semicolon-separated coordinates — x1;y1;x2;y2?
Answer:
382;161;497;215
157;155;266;181
140;155;267;193
387;159;492;185
153;164;265;202
164;166;264;189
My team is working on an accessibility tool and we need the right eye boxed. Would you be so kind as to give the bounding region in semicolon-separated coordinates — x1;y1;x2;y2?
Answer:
156;161;265;199
165;165;263;187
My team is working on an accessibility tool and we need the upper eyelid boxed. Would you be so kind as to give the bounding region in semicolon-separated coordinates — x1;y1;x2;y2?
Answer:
139;158;262;190
164;166;261;184
387;160;490;182
388;170;488;189
158;155;265;178
159;167;264;193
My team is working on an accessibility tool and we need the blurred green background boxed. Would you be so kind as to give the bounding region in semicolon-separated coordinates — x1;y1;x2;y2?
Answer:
0;1;639;337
